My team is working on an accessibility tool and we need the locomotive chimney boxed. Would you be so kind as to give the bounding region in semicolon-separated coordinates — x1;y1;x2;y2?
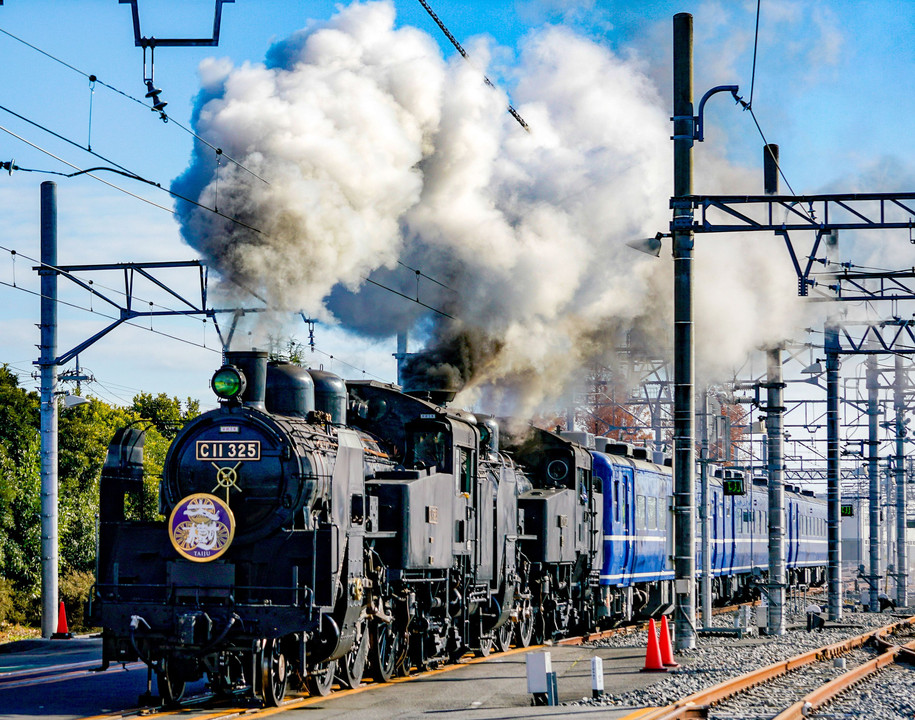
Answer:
225;350;268;410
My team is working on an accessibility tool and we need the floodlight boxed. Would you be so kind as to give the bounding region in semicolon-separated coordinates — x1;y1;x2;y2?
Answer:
62;394;90;409
625;233;664;257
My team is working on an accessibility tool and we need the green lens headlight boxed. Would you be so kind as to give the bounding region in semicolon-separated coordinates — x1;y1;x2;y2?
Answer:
211;366;245;400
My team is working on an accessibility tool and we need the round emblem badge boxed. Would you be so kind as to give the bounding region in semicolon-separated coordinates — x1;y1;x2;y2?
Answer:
168;493;235;562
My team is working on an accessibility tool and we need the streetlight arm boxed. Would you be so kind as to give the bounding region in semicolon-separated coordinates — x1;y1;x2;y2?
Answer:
692;85;744;142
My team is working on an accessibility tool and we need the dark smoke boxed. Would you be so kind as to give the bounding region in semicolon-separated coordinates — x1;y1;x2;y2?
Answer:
400;328;503;395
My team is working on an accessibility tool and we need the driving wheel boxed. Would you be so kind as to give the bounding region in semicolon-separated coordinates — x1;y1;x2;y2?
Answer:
260;639;288;707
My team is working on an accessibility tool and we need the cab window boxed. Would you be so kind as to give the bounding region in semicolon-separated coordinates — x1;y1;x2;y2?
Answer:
459;447;473;494
408;427;450;472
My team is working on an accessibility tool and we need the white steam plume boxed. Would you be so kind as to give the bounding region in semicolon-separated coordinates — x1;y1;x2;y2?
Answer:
173;1;811;416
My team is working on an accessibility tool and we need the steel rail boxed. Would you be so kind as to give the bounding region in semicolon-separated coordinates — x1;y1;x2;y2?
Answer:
637;615;915;720
74;598;827;718
771;638;915;720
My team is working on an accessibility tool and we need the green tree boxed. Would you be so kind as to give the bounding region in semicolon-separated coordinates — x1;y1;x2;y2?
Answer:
0;367;200;625
268;336;307;364
0;365;39;458
130;392;200;439
0;431;41;606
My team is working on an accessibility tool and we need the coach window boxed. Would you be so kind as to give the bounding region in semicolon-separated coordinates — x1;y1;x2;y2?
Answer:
647;496;657;530
614;481;620;522
635;495;646;530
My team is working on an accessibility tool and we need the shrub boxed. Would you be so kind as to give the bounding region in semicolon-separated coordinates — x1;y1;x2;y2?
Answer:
59;570;96;633
0;577;13;624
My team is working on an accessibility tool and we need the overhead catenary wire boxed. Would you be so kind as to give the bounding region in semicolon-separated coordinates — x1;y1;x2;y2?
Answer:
748;0;761;108
0;274;219;353
0;244;394;383
0;242;212;327
397;260;456;293
2;111;458;321
0;273;390;384
0;22;460;331
414;0;530;132
738;1;809;220
0;109;266;234
0;25;270;187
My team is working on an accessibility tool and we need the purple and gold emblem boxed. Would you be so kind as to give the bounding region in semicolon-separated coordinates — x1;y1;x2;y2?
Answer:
168;493;235;562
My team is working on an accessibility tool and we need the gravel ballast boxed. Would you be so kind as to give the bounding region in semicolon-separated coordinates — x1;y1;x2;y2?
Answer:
564;605;915;718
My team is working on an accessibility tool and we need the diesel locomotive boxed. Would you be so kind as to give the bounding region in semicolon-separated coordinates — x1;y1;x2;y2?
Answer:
90;350;826;707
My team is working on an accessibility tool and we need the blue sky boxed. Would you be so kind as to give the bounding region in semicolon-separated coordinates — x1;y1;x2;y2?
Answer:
0;0;913;409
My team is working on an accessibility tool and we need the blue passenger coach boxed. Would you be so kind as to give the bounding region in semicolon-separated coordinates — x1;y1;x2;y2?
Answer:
589;440;826;624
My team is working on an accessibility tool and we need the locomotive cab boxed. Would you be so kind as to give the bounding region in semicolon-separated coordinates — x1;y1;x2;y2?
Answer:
502;424;601;639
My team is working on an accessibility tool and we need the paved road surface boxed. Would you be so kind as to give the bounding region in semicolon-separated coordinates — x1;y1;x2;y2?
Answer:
0;637;664;719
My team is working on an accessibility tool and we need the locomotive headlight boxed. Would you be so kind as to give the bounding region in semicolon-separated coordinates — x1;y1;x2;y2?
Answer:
211;365;246;400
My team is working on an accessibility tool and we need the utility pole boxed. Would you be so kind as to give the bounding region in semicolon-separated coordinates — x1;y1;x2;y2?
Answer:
826;322;843;619
672;12;697;650
765;347;786;635
894;354;908;606
699;389;712;627
38;181;59;638
867;353;882;610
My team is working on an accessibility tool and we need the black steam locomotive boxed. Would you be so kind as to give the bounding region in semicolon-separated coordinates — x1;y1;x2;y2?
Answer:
91;351;602;706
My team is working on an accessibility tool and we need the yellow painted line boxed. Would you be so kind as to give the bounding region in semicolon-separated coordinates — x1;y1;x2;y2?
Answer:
617;708;661;720
125;644;548;720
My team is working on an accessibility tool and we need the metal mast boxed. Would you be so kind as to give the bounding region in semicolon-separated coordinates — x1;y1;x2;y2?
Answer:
765;347;786;635
867;353;882;610
672;13;696;650
825;323;843;619
763;145;785;635
894;354;908;606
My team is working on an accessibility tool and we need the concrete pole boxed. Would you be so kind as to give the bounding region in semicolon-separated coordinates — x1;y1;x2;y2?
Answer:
895;354;908;606
867;354;881;610
885;462;893;591
699;389;712;627
672;12;696;650
825;323;843;620
39;181;59;638
765;348;786;635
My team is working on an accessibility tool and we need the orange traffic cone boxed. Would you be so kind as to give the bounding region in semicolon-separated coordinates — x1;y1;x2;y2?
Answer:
640;618;666;672
51;600;72;639
658;615;680;668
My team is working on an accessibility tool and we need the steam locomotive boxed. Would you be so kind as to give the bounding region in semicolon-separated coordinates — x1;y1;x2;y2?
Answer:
90;350;826;707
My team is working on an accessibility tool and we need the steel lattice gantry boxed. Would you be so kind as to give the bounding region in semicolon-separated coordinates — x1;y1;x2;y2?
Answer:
677;190;915;620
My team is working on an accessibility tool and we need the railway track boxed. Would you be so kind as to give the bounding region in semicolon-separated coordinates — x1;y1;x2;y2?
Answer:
63;599;780;720
635;616;915;719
